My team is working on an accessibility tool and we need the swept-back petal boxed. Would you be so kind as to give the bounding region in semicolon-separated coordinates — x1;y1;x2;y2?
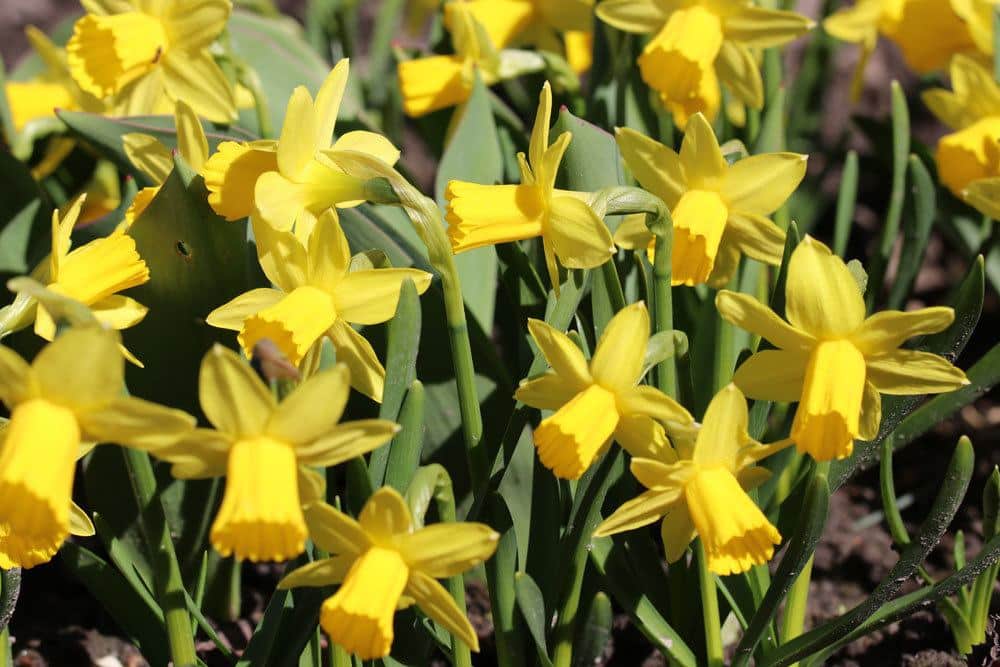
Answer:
618;385;694;426
267;364;350;445
314;59;350;149
722;5;814;48
306;210;351;291
305;501;369;556
123;133;173;183
327;320;384;402
174;99;209;172
295;419;399;467
858;380;882;441
590;302;649;392
398;523;499;577
164;0;230;50
525;319;590;385
515;373;581;411
615;127;686;207
660;504;696;563
630;457;684;490
715;41;763;109
278;87;319;181
359;487;412;544
724;212;786;266
278;554;354;589
732;349;808;402
529;81;553;174
334;269;433;325
406;570;480;652
866;350;969;395
33;327;122;410
595;0;667;33
199;344;275;437
850;307;954;356
160;51;236;124
329;131;400;167
77;395;195;450
90;294;148;330
715;291;813;351
546;196;615;269
593;488;682;537
785;236;866;338
723;153;807;215
0;346;34;407
679;112;727;189
206;288;284;331
693;384;751;467
148;429;232;479
614;414;674;461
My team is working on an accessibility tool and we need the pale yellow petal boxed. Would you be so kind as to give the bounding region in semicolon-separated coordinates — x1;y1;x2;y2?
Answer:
330;131;401;167
629;457;682;489
164;0;231;50
785;236;866;338
615;127;686;208
715;41;763;109
206;288;284;331
858;380;881;441
77;395;195;450
715;291;814;351
722;153;808;216
732;349;808;402
33;327;122;409
151;429;232;479
160;50;236;124
122;133;173;183
529;81;553;177
590;302;650;392
295;419;399;467
334;269;434;325
963;177;1000;219
692;384;751;466
545;196;615;269
722;6;814;48
0;345;35;407
850;307;955;356
865;350;969;395
203;140;279;221
305;501;369;556
398;523;499;577
405;570;480;652
307;210;351;291
266;364;350;445
314;59;350;150
199;344;275;437
359;487;412;542
724;213;786;266
251;216;309;292
174;99;209;172
593;488;682;537
278;86;319;180
595;0;667;33
90;294;148;330
613;213;655;251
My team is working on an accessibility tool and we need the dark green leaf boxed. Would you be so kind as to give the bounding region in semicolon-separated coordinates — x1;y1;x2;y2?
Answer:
888;155;936;309
515;573;553;667
572;592;612;667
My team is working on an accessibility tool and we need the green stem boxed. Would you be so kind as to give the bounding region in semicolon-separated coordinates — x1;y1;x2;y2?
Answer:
780;554;814;667
600;259;628;313
122;449;197;666
695;541;724;667
239;67;274;139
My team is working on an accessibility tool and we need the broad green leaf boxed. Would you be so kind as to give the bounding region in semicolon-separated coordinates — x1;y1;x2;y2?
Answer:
382;381;426;493
0;151;52;276
434;75;501;331
484;493;527;666
515;572;553;667
573;592;612;667
125;153;258;415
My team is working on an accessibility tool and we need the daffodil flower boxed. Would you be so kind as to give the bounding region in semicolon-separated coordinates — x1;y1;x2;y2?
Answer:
596;0;812;127
922;54;1000;198
207;212;432;402
66;0;236;123
202;59;399;239
121;100;209;226
595;384;783;575
464;0;595;73
446;82;614;291
825;0;981;97
516;302;693;479
0;327;194;568
127;345;399;562
398;1;544;117
0;196;150;360
717;236;969;461
279;488;498;659
613;113;806;287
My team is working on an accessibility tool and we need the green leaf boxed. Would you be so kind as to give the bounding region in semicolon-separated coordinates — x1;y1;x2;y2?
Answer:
770;437;974;665
572;592;612;667
752;86;786;154
124;153;258;415
515;573;554;667
59;542;170;665
369;279;422;487
0;151;52;276
833;150;859;257
887;155;936;309
484;493;526;667
590;537;696;667
382;381;426;494
732;473;830;666
434;75;501;331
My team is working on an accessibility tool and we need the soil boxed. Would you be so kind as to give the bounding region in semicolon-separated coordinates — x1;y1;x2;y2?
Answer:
2;1;1000;666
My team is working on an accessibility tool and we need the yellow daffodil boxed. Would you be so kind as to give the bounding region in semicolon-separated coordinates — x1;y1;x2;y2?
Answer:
207;211;432;402
398;1;544;117
596;0;812;127
922;54;1000;197
825;0;983;97
595;384;784;575
121;100;209;226
202;59;399;238
0;196;150;355
279;488;498;659
128;345;399;562
614;113;806;287
446;82;614;291
5;26;105;133
0;327;194;568
464;0;595;73
516;302;694;479
66;0;236;122
717;236;969;461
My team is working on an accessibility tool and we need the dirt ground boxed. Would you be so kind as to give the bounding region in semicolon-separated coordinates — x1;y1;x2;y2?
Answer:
2;1;1000;666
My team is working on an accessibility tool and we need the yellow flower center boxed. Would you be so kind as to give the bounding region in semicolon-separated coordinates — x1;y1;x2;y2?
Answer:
638;5;723;127
67;12;169;98
321;547;409;659
533;384;620;479
55;233;151;306
0;399;80;569
210;436;307;562
239;286;338;367
670;189;729;286
684;467;781;576
445;182;546;254
792;339;867;461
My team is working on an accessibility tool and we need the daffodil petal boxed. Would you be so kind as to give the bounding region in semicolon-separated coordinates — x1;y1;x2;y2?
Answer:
33;327;122;409
153;429;232;479
732;349;808;402
525;319;591;387
630;457;684;490
122;132;173;183
859;380;882;441
330;132;401;167
334;269;434;325
405;570;480;652
590;302;650;391
278;86;319;180
266;364;350;445
723;153;807;216
160;50;236;124
514;373;581;411
295;419;399;467
722;6;814;48
398;523;499;578
593;488;682;537
612;213;654;251
715;291;813;351
693;384;751;466
964;177;1000;220
679;113;727;188
206;288;284;331
724;212;786;265
0;346;34;406
715;42;763;109
174;99;209;172
785;236;866;338
595;0;668;33
822;0;882;43
327;320;384;402
359;487;412;542
278;554;354;589
251;216;309;291
660;505;696;563
615;128;685;208
305;502;369;556
199;345;275;437
90;294;148;330
614;414;674;461
203;140;279;221
548;197;613;271
77;395;195;450
164;0;231;50
307;210;351;291
69;502;96;537
865;350;969;395
314;59;350;149
618;385;694;426
849;307;955;356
